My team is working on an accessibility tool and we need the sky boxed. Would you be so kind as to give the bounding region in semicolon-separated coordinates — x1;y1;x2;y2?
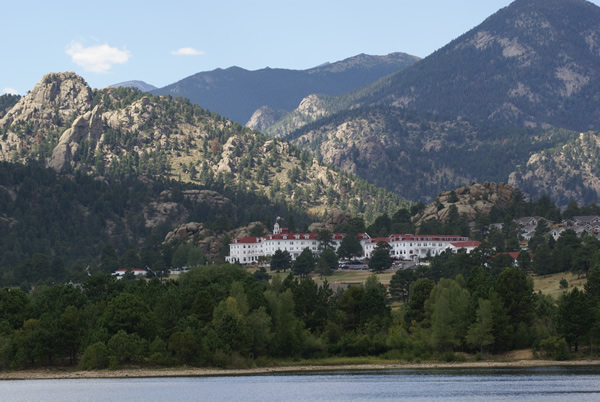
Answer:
3;0;600;95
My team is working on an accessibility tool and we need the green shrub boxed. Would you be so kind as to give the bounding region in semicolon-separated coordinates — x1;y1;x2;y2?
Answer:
80;342;109;369
441;351;456;362
538;337;569;361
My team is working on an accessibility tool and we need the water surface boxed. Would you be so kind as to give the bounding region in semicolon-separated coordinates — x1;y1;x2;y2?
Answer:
2;366;600;401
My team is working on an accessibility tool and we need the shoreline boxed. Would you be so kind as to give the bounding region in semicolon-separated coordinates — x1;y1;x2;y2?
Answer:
1;359;600;380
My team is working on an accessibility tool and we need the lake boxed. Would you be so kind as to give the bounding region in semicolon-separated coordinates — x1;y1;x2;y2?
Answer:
2;366;600;401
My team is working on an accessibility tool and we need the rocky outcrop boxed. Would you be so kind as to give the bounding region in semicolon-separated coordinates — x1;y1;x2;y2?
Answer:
164;222;205;243
48;105;103;171
144;202;182;228
414;182;518;226
0;72;91;130
245;106;287;131
508;132;600;206
265;94;331;137
308;208;349;232
182;190;229;207
164;221;234;259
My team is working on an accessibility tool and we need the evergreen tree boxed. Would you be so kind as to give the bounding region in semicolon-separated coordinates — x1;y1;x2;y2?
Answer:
466;298;495;354
316;248;338;277
270;250;292;272
369;241;393;273
337;232;362;260
292;248;315;277
557;287;589;352
388;269;416;303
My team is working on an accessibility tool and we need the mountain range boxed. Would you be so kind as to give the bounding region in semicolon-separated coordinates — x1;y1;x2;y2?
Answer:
112;80;157;92
256;0;600;205
2;0;600;281
109;0;600;206
148;53;420;126
0;72;406;219
268;0;600;132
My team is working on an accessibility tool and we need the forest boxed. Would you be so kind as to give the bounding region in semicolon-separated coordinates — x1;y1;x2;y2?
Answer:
1;190;600;370
1;251;599;371
0;161;315;287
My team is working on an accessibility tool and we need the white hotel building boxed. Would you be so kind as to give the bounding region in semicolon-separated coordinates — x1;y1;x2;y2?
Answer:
226;223;480;264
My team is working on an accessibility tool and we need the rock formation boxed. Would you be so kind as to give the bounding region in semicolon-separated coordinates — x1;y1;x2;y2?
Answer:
0;72;91;130
414;182;518;226
48;105;103;171
245;106;287;132
308;208;349;232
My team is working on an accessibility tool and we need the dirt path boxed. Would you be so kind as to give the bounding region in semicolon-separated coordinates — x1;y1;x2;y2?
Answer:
2;358;600;380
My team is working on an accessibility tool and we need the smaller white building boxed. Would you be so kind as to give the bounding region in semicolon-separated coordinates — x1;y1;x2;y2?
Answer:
112;268;147;278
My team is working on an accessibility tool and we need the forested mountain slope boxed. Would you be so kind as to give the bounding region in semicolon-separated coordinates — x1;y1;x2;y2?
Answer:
344;0;600;131
0;72;407;219
263;0;600;205
283;105;574;202
0;72;410;285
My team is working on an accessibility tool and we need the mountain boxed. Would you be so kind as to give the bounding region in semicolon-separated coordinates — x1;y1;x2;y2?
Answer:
110;80;157;92
337;0;600;132
151;52;420;125
261;0;600;206
0;72;407;222
0;72;413;284
283;105;572;202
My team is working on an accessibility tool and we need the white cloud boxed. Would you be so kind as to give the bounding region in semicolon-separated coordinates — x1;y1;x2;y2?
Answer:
171;47;205;56
2;88;18;95
66;41;131;73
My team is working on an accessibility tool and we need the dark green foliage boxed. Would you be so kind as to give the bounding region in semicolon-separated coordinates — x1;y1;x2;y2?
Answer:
366;214;392;238
0;161;317;285
537;336;569;360
494;267;534;331
100;293;156;339
557;287;590;352
337;232;363;260
0;94;20;118
80;342;110;369
405;278;435;327
270;250;292;272
369;241;393;273
1;244;600;371
316;248;338;277
292;248;315;277
360;276;391;328
389;269;416;303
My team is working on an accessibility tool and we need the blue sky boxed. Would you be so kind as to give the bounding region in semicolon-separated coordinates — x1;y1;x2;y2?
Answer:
3;0;600;95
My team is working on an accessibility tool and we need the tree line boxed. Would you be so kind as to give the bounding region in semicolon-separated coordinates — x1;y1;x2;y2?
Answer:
1;253;599;371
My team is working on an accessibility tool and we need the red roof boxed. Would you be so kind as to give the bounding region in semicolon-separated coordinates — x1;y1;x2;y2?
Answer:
233;236;264;244
495;252;532;260
233;232;475;245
